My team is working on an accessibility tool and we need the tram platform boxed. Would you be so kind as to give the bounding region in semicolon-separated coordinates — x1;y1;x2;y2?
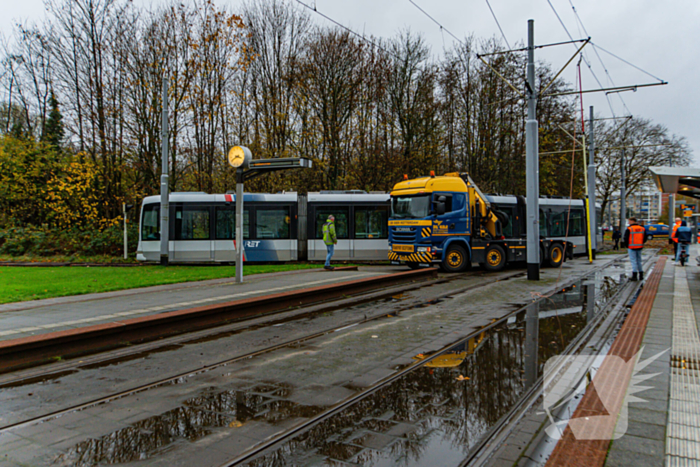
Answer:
605;248;700;467
0;266;398;344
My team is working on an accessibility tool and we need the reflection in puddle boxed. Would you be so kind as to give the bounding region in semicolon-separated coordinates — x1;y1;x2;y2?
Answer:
242;278;621;467
52;273;622;467
54;384;322;466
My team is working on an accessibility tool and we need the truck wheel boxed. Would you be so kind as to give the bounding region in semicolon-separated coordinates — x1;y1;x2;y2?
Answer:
442;245;469;273
548;243;565;268
484;244;506;272
646;234;653;241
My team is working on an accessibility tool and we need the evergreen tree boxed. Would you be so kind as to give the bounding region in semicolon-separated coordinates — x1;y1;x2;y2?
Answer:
42;90;64;149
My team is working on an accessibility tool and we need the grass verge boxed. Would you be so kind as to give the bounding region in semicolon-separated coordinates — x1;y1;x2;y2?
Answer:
0;264;323;304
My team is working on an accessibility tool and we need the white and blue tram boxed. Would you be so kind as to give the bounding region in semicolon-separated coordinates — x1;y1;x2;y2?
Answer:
136;191;600;263
136;191;391;263
488;195;603;256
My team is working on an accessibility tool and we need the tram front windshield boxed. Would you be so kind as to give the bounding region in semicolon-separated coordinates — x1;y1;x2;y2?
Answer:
391;195;430;219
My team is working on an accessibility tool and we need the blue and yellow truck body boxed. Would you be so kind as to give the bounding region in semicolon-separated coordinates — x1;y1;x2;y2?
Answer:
388;172;569;272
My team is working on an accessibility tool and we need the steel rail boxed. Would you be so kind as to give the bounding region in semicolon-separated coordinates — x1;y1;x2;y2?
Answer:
219;259;627;466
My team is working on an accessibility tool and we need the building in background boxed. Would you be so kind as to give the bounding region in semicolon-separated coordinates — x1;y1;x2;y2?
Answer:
605;189;663;228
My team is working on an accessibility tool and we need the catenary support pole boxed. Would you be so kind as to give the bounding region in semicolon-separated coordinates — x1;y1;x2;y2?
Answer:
586;281;596;323
524;300;539;388
123;203;128;260
159;76;170;266
619;147;626;232
587;106;597;259
235;168;244;284
526;19;540;280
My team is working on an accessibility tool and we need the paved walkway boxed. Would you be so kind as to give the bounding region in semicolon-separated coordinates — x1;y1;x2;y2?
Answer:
606;246;700;466
0;266;398;343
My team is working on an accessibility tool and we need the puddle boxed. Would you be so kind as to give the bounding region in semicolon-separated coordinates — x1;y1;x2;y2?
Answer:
50;270;623;467
54;383;322;466
241;276;623;467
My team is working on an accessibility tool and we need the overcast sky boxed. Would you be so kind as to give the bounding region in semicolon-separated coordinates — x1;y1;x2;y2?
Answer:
2;0;699;164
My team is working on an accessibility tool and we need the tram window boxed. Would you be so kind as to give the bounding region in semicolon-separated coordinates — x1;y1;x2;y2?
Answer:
174;207;210;240
141;204;160;241
539;209;547;238
315;207;349;239
499;206;516;238
215;208;249;239
569;209;585;236
355;206;388;239
549;210;568;237
256;208;291;239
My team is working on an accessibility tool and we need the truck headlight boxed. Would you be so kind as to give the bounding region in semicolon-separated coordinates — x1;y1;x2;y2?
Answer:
417;246;430;253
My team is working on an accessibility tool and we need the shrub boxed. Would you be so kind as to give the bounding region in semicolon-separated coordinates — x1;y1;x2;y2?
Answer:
0;223;139;258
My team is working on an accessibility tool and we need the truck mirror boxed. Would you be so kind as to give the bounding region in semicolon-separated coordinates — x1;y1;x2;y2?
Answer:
436;202;446;215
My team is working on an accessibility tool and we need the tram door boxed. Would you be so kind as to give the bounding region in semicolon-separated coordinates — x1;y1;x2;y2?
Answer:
212;206;247;262
172;205;212;261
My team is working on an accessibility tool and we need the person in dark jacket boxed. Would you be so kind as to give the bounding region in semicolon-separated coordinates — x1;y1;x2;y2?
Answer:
672;220;692;265
612;227;621;250
623;217;647;281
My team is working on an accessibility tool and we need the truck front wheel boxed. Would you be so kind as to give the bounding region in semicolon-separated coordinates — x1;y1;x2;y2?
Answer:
441;245;469;273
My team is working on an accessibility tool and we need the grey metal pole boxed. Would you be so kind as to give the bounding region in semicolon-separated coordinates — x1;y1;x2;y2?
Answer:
669;194;675;230
587;106;597;258
586;281;596;323
123;203;128;260
159;76;170;266
235;169;244;284
526;19;540;281
619;148;626;232
524;300;539;388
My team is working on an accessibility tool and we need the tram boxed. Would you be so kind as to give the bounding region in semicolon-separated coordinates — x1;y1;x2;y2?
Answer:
136;191;390;263
136;191;600;264
488;195;603;256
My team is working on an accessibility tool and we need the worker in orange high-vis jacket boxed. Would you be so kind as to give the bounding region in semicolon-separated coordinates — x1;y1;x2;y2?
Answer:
671;217;681;259
623;217;647;281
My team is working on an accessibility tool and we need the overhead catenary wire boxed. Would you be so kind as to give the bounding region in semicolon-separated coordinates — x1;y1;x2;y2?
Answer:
292;0;399;59
483;0;511;49
590;41;665;83
407;0;465;47
545;0;618;118
568;0;632;116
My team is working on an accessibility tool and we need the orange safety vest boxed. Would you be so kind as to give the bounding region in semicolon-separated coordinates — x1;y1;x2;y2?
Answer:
672;222;681;243
628;225;645;249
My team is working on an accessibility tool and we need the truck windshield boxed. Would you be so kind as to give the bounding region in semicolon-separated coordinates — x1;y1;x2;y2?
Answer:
391;195;430;219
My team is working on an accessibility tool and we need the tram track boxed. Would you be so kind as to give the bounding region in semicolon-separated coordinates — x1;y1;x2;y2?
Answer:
221;257;634;466
0;268;523;434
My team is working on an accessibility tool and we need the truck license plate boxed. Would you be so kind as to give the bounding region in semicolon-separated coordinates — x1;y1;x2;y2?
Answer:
392;244;414;253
